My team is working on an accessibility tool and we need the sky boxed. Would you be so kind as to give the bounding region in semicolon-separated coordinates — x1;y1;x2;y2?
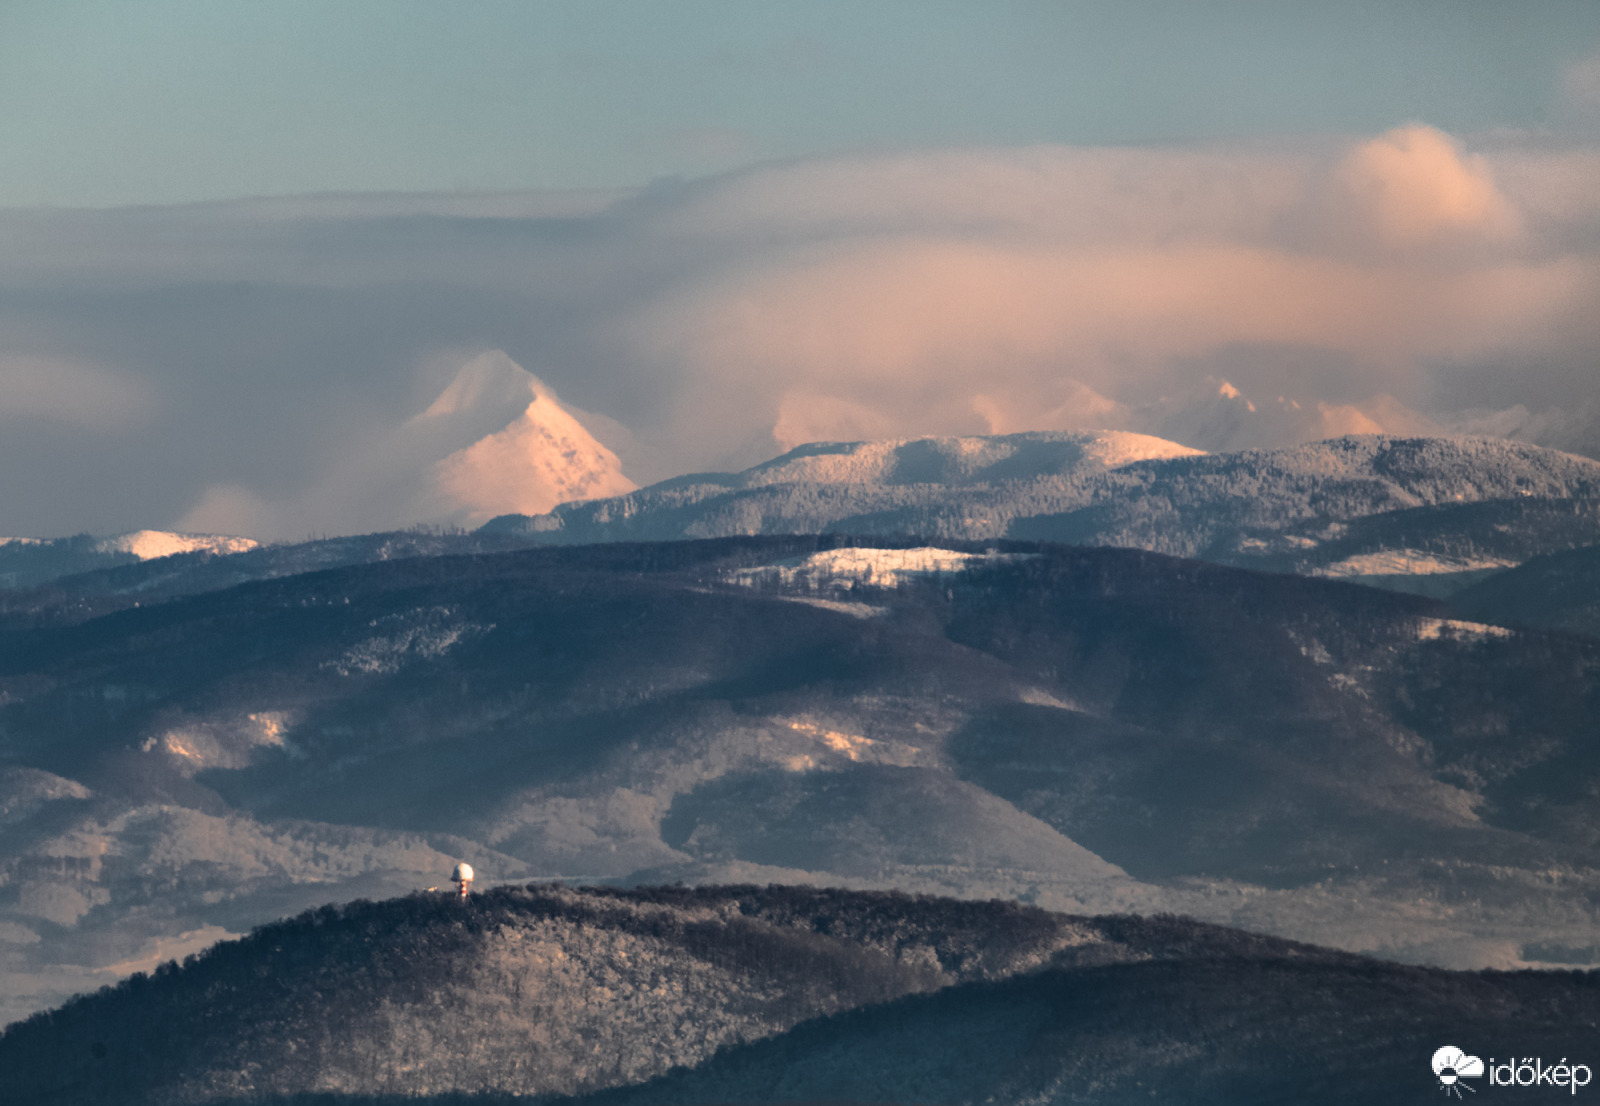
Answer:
4;1;1600;208
3;2;1600;538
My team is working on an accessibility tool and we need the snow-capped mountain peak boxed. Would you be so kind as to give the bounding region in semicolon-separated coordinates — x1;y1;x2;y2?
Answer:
416;352;636;524
175;350;638;538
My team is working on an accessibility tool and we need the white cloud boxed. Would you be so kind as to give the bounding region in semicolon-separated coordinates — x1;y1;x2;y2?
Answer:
616;128;1593;457
8;124;1600;535
1326;125;1519;248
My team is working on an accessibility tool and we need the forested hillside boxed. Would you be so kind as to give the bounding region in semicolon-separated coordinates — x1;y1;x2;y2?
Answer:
6;884;1594;1106
485;434;1600;593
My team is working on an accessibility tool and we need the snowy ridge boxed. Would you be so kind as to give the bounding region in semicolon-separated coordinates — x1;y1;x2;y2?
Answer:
95;531;259;561
739;430;1202;489
1224;434;1600;493
486;433;1600;599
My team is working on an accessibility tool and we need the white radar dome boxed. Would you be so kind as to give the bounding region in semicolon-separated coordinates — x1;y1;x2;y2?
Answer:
451;862;474;882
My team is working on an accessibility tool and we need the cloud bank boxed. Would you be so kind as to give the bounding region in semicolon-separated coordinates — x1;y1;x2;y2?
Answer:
176;353;634;538
2;125;1600;538
0;355;152;429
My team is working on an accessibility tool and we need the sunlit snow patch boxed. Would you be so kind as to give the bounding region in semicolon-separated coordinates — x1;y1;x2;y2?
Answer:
775;595;888;619
1075;430;1205;468
1417;617;1515;642
730;546;1035;590
96;530;258;560
1314;551;1518;578
139;710;300;774
1018;687;1086;712
778;718;925;769
786;719;878;761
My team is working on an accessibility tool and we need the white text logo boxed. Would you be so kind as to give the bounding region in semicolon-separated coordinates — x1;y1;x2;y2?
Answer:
1488;1056;1592;1095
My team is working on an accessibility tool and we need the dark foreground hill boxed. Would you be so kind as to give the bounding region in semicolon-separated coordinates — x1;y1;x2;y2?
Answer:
594;955;1600;1106
1;885;1594;1106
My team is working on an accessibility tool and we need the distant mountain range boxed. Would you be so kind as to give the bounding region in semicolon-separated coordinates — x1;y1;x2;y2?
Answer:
4;885;1594;1105
0;531;259;590
1043;376;1451;455
1;528;540;615
9;430;1600;603
3;534;1599;1027
486;431;1600;595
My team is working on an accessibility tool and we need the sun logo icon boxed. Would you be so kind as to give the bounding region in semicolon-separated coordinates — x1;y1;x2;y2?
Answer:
1433;1046;1485;1097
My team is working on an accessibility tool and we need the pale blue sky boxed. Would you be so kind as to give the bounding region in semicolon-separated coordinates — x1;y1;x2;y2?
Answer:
3;0;1599;208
